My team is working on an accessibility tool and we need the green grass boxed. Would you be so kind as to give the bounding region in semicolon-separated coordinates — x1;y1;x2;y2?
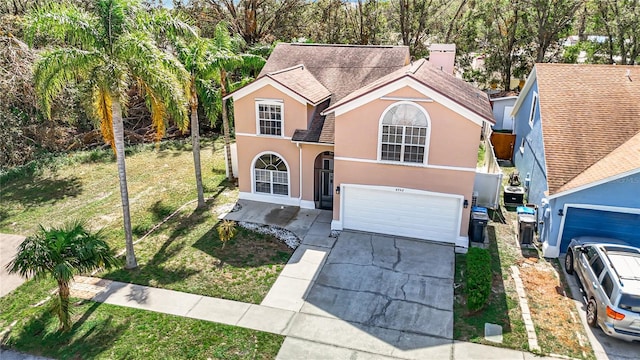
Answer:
0;279;283;359
453;228;528;350
477;143;486;167
1;139;293;303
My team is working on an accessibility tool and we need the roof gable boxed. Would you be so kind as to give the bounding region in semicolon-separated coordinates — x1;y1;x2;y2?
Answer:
323;59;494;126
534;63;640;195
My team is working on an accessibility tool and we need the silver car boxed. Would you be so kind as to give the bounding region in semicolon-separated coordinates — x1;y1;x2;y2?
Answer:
565;236;640;342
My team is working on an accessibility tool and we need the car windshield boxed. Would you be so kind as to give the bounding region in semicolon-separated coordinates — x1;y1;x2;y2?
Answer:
619;294;640;313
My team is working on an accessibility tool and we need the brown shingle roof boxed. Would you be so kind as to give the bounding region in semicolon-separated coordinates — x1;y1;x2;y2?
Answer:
324;59;494;123
260;43;410;101
536;63;640;195
260;43;410;144
266;65;331;105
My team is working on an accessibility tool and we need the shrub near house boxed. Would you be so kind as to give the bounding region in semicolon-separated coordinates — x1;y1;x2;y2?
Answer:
465;247;492;312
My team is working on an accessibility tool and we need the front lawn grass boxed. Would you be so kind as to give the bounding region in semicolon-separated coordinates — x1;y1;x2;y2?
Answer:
1;139;294;304
0;279;283;359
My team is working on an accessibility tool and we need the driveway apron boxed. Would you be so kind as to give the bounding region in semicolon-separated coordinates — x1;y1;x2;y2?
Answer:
280;230;455;359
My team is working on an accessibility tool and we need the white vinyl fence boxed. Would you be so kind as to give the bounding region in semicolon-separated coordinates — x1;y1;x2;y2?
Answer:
473;138;502;209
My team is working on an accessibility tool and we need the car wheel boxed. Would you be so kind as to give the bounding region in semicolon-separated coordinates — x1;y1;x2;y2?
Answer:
587;298;597;327
565;250;574;275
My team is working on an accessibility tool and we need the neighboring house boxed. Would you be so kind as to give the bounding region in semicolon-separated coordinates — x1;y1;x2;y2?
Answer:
512;63;640;258
225;43;494;250
490;93;518;132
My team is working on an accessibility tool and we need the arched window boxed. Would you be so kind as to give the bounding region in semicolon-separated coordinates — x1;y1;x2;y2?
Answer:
380;103;429;164
254;153;289;195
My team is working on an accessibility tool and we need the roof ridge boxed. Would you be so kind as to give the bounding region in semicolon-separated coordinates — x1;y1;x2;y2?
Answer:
407;58;426;74
267;64;305;76
288;43;405;49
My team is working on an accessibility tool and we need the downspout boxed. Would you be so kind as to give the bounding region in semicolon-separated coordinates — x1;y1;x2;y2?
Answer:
296;142;302;204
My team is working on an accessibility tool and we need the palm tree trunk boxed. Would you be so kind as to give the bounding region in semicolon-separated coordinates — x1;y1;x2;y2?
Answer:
57;280;71;332
221;69;234;183
112;100;138;270
191;91;205;208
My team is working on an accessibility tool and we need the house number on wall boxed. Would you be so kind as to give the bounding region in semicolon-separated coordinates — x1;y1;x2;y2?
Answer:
395;188;404;192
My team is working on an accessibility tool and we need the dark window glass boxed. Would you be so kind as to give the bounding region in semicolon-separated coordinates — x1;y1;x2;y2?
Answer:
601;273;614;300
590;256;605;277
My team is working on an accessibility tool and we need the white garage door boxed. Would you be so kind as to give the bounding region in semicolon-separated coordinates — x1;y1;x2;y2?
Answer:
342;185;461;242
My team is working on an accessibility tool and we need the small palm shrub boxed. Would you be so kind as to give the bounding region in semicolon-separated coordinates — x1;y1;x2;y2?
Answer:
217;220;237;249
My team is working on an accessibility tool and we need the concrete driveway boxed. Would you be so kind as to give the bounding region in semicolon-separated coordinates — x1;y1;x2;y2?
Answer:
1;233;27;297
281;231;455;359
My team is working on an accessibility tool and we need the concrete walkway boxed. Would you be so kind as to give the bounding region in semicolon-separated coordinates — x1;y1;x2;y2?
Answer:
1;233;28;297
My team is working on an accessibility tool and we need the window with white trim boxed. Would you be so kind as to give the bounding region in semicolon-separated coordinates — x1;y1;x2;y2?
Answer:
254;153;288;195
519;138;525;154
257;101;283;136
528;92;538;128
380;103;428;163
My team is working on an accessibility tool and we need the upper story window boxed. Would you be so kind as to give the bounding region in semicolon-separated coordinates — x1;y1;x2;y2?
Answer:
256;100;283;136
528;92;538;128
379;103;430;164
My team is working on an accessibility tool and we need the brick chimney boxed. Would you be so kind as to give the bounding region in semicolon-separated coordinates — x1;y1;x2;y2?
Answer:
428;44;456;75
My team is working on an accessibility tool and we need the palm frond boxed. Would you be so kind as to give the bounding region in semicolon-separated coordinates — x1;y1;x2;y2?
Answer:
93;85;115;151
33;48;103;119
115;31;189;133
25;2;100;49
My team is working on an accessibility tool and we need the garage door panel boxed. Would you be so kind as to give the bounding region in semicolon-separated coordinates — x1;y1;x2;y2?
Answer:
560;208;640;253
342;186;461;242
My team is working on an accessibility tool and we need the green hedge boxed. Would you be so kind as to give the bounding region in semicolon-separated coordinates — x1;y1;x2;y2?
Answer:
465;247;492;312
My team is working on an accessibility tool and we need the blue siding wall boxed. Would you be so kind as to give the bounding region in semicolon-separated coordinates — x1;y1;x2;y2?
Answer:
491;97;517;131
547;172;640;251
512;81;547;206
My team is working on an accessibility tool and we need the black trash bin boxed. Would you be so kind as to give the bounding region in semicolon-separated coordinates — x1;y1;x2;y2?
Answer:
518;213;536;245
469;211;489;243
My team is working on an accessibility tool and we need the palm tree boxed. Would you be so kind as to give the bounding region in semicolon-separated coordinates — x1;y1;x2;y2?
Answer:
208;23;265;182
174;37;218;208
26;0;190;269
6;221;119;332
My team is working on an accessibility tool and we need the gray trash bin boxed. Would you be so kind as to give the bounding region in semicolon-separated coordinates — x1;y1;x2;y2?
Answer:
518;213;536;245
469;211;489;243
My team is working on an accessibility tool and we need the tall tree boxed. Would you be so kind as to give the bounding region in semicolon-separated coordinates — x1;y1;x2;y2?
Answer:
7;221;119;332
526;0;583;62
393;0;448;56
205;0;306;45
26;0;190;269
208;23;265;182
594;0;640;65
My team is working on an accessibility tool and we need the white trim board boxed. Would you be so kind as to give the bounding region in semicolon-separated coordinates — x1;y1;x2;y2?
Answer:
511;68;537;116
323;77;493;127
334;156;477;173
226;77;308;105
236;133;293;141
239;192;301;207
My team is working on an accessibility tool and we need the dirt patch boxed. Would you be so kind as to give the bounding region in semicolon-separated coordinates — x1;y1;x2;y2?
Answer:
498;207;594;359
519;262;593;359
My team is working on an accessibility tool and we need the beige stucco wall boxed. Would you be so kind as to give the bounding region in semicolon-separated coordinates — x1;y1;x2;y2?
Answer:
234;84;308;138
335;86;480;168
332;85;482;236
236;136;301;198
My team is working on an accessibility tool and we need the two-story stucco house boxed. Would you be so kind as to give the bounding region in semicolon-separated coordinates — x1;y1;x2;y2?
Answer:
512;63;640;258
225;43;494;250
